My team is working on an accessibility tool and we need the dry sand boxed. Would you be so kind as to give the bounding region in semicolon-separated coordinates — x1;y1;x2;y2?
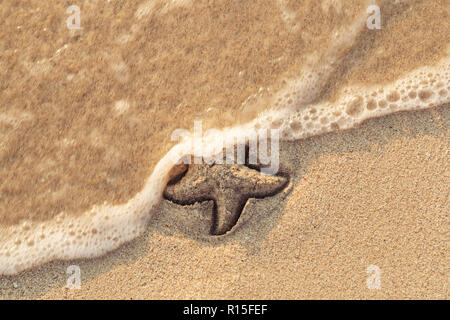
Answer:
1;106;448;299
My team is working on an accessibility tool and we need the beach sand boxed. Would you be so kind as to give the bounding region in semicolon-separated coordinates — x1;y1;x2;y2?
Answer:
0;0;449;299
1;105;448;299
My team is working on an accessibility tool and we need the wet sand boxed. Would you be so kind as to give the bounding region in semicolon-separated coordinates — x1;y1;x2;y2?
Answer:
1;106;448;299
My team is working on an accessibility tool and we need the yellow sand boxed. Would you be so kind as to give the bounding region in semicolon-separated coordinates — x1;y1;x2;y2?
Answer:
0;0;449;297
1;106;448;299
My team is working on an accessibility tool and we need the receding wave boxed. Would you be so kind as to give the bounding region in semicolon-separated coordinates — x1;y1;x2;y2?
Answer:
0;0;448;275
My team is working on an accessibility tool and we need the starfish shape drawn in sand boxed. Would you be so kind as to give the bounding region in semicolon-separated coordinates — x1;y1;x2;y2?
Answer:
164;160;288;235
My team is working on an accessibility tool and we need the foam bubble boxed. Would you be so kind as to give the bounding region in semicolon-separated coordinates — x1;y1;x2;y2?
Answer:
255;58;450;142
135;0;192;19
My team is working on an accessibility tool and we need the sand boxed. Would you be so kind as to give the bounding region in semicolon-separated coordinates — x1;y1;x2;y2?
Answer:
1;106;448;299
0;0;449;298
